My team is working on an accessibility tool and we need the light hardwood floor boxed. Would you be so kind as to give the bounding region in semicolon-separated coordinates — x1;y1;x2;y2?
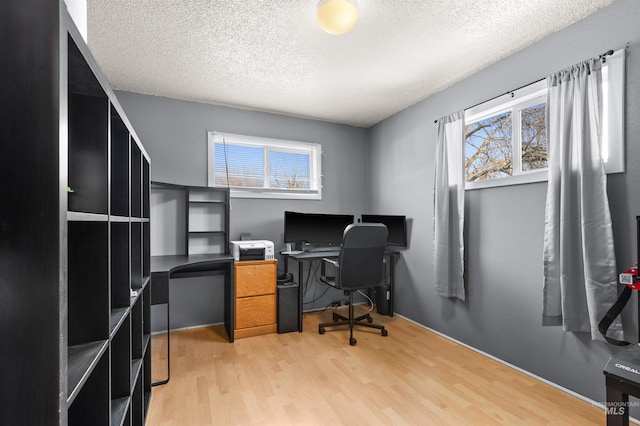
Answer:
147;307;605;425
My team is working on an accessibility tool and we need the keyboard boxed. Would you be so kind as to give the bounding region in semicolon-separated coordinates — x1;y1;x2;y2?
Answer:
303;246;340;253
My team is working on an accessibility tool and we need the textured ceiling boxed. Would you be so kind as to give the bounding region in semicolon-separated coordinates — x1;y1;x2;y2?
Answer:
87;0;615;127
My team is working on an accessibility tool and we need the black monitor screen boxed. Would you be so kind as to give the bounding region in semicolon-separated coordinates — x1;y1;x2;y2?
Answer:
284;211;354;244
361;214;408;247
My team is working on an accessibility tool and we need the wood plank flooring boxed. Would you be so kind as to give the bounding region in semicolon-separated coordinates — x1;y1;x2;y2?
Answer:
147;307;605;425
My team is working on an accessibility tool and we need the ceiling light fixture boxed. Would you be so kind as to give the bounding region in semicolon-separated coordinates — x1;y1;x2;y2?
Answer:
317;0;359;35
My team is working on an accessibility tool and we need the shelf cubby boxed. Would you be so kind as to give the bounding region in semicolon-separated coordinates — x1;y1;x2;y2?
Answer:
188;188;227;203
143;221;150;280
68;221;109;346
143;284;151;339
111;313;131;426
131;144;142;218
111;106;130;218
68;347;110;426
131;221;142;290
67;340;109;406
131;296;143;360
112;397;131;426
185;187;230;255
187;202;226;232
110;308;129;337
143;159;150;219
142;283;152;412
187;233;227;255
111;221;131;311
68;36;109;216
131;368;144;426
144;348;152;404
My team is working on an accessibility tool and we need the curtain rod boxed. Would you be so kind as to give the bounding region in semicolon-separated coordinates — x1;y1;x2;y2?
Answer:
434;48;614;124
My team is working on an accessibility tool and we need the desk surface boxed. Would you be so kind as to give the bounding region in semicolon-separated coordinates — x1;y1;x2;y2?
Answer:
151;253;234;273
283;249;399;260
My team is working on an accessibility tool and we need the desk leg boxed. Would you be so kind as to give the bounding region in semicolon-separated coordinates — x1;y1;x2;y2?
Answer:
283;254;289;274
388;254;396;317
606;376;630;426
151;272;170;387
225;263;235;343
152;303;170;387
298;260;304;332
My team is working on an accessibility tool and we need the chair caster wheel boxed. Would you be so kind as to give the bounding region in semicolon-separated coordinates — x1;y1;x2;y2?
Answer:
366;316;373;323
319;327;325;334
332;312;340;322
349;337;357;346
381;329;388;336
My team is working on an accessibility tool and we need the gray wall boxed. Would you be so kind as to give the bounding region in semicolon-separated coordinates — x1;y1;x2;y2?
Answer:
367;0;640;412
116;93;369;329
116;0;640;412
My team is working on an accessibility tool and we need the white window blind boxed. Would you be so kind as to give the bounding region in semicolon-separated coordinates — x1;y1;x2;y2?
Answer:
208;132;322;200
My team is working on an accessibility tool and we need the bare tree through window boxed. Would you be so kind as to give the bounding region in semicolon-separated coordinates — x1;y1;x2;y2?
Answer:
465;102;546;182
520;103;547;171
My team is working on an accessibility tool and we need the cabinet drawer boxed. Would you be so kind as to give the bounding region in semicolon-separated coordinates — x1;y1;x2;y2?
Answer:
235;260;276;297
235;295;276;329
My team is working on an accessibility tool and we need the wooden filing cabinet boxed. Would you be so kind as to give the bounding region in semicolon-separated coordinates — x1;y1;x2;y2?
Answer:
234;259;278;339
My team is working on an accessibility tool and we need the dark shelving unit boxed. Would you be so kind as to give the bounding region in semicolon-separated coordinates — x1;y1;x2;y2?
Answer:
1;2;152;424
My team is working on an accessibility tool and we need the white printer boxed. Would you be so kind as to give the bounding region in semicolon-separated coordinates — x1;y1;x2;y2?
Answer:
229;240;275;261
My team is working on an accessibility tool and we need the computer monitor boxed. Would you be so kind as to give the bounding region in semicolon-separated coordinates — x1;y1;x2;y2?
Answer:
284;211;354;245
361;214;408;247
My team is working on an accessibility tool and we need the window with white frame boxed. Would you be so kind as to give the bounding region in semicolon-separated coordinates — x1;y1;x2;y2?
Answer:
464;48;625;190
208;132;322;199
465;81;547;185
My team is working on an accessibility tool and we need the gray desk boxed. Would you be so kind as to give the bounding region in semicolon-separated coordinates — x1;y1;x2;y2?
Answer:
150;253;235;385
282;250;399;332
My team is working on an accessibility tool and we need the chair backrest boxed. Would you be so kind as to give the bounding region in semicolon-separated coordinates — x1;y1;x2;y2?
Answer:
336;223;388;290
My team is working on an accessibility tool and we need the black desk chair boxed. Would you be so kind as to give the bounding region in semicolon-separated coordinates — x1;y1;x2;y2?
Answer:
318;223;389;346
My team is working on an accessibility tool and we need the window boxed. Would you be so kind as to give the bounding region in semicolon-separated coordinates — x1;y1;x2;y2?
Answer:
208;132;322;199
464;48;625;190
465;81;548;188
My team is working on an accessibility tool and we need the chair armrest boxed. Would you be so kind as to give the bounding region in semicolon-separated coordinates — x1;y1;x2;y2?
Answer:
322;258;339;267
320;257;339;288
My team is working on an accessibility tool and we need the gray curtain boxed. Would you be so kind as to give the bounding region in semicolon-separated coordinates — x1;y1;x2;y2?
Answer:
433;111;465;301
542;58;622;341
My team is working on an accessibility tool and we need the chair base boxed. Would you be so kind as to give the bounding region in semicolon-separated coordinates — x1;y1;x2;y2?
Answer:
318;300;387;346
